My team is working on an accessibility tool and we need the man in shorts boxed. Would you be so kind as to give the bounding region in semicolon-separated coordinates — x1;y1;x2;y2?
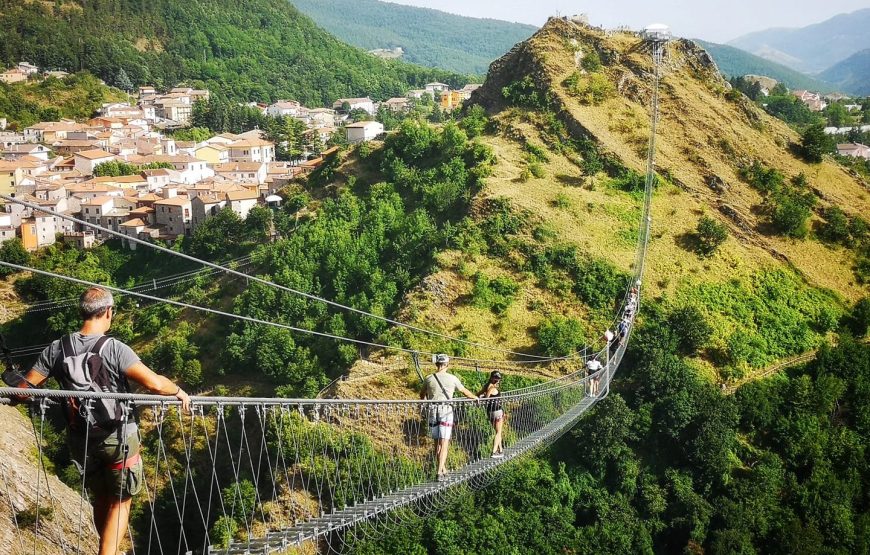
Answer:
420;354;477;481
16;287;191;555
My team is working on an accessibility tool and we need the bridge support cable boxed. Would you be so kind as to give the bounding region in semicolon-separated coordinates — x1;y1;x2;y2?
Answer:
0;194;569;365
0;349;621;554
0;31;667;555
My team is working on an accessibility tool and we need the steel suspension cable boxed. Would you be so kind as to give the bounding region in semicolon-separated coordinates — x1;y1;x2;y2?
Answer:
0;194;564;363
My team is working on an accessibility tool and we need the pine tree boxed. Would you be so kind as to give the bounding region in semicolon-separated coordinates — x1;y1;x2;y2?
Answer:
114;68;133;91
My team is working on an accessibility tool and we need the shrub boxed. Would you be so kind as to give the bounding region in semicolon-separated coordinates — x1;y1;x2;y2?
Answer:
537;315;586;356
848;297;870;336
573;259;627;309
769;189;814;238
696;216;728;256
552;193;571;209
739;161;784;194
581;50;602;72
528;162;546;179
669;305;713;355
472;273;520;314
0;238;30;277
799;123;833;163
817;207;850;244
210;515;239;549
567;72;615;105
460;104;488;138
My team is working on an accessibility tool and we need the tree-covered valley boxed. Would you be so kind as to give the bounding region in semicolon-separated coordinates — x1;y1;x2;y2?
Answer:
0;9;868;555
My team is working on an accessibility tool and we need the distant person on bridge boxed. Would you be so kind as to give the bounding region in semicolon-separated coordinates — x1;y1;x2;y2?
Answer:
421;354;477;482
15;287;191;555
478;370;505;458
586;355;603;396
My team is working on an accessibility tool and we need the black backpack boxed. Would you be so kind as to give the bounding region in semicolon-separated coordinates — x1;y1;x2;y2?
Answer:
51;335;130;439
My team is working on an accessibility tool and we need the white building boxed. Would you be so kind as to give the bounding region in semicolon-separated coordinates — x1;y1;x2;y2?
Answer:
332;97;375;115
837;143;870;159
74;149;116;176
345;121;384;144
424;83;449;95
227;138;275;164
267;100;302;118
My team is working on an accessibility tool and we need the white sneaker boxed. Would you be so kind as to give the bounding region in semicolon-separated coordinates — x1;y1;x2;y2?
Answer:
492;452;504;459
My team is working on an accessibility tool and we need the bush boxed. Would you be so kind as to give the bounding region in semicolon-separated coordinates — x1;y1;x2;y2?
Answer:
696;216;728;256
472;273;520;314
669;305;713;355
581;50;602;72
210;515;239;549
739;161;784;194
566;72;615;105
460;104;488;138
848;297;870;336
769;190;814;238
0;238;30;277
528;162;546;179
573;259;627;309
817;207;850;244
799;123;833;163
537;315;586;356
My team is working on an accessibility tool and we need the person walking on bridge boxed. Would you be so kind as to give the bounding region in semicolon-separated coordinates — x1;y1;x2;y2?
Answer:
478;370;505;458
15;287;191;555
421;354;477;482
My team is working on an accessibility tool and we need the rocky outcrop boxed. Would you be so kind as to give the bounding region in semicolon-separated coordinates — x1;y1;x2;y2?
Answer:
0;405;99;554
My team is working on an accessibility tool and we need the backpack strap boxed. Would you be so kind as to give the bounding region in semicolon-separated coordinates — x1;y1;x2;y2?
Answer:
51;335;74;381
90;335;110;356
432;373;451;400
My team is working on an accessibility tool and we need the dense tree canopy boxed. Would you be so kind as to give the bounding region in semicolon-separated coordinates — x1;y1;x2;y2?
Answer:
0;0;468;106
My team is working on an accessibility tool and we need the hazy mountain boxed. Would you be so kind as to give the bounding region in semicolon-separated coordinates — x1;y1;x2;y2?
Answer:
289;0;538;75
819;48;870;96
727;8;870;73
694;40;835;92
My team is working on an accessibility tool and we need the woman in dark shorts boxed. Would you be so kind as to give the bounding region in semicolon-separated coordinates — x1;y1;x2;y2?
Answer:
478;371;505;458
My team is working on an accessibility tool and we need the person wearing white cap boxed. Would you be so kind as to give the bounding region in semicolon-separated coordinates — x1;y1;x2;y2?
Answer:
420;354;477;481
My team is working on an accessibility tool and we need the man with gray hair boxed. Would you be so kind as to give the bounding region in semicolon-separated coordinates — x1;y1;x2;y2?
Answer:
16;286;191;555
420;354;477;481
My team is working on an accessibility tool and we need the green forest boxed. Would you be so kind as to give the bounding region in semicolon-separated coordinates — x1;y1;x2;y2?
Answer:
695;40;835;92
290;0;537;75
347;331;870;555
0;72;125;129
0;0;468;106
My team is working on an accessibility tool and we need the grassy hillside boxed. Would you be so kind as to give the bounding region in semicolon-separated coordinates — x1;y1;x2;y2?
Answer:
694;40;835;92
0;72;126;128
407;19;867;384
289;0;537;75
819;48;870;96
0;0;467;105
727;8;870;73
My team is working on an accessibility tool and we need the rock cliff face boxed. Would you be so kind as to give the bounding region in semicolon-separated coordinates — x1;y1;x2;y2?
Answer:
0;405;99;554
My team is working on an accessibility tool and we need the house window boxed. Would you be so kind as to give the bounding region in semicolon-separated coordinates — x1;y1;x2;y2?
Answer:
85;208;89;214
184;209;189;218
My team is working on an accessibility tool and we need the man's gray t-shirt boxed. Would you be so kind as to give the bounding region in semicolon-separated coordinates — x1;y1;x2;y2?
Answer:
423;371;465;401
33;333;140;437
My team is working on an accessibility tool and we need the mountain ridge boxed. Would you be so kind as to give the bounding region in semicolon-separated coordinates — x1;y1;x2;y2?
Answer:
819;48;870;96
693;39;835;92
727;8;870;73
289;0;538;75
0;0;467;105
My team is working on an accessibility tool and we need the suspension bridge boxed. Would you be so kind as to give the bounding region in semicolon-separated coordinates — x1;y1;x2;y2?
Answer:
0;29;669;555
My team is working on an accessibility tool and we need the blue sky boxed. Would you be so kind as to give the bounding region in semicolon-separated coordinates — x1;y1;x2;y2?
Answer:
385;0;869;43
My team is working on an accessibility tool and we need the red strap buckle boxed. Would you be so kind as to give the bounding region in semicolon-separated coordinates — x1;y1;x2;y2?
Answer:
107;452;141;471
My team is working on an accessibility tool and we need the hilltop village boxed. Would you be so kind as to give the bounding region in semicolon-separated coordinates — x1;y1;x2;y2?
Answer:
0;64;480;252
